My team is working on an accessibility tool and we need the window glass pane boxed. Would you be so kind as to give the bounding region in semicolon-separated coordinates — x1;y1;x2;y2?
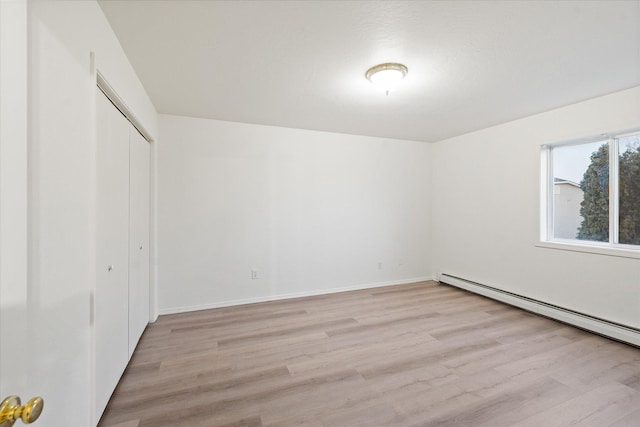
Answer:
552;140;608;241
619;134;640;245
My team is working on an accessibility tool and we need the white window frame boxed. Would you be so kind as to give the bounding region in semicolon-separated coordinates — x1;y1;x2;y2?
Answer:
538;128;640;259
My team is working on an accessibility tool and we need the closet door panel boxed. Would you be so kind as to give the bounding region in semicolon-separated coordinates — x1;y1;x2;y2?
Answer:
95;90;130;421
128;127;150;356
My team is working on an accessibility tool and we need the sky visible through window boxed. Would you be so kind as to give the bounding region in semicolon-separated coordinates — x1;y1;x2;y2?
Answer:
553;140;607;183
549;133;640;246
553;136;640;184
620;135;640;155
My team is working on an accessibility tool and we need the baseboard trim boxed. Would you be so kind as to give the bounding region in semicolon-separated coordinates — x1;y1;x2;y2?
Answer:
439;273;640;347
160;276;436;315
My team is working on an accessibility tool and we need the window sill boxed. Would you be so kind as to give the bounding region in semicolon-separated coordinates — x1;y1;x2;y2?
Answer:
536;241;640;259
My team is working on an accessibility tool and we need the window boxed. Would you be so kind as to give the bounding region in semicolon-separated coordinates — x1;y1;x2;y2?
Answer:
542;129;640;252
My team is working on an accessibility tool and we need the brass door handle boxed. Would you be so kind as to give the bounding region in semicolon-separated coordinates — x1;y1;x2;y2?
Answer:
0;396;43;426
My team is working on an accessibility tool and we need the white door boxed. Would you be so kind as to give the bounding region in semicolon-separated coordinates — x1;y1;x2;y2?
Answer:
129;127;150;357
0;0;30;410
94;89;131;422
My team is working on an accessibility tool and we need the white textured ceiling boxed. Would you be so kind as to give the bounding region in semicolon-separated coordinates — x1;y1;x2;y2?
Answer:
98;0;640;142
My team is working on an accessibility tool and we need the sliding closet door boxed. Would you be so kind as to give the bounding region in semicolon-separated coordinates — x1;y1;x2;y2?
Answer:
128;127;150;357
95;89;130;420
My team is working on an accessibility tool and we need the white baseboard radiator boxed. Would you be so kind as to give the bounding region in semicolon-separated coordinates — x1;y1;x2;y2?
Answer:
439;274;640;347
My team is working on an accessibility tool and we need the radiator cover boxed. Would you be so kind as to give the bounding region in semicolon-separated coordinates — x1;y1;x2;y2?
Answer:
439;274;640;347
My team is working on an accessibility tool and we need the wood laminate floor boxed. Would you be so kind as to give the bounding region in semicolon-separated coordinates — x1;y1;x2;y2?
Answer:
98;281;640;427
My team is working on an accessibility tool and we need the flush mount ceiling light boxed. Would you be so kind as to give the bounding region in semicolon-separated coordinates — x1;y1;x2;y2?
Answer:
365;62;408;96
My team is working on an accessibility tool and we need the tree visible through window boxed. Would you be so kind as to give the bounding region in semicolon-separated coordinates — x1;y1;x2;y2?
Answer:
618;135;640;245
577;143;609;242
546;131;640;248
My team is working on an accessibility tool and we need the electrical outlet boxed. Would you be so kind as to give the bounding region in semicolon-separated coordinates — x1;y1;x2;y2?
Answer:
251;269;259;280
378;262;382;270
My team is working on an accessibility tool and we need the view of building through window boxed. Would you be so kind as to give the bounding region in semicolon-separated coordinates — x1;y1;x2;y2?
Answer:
548;131;640;247
552;140;608;241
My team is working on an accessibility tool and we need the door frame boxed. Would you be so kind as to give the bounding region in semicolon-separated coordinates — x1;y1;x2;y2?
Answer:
0;0;29;397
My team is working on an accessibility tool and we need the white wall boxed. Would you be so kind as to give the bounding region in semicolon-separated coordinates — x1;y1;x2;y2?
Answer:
432;86;640;329
158;115;432;313
28;1;157;425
